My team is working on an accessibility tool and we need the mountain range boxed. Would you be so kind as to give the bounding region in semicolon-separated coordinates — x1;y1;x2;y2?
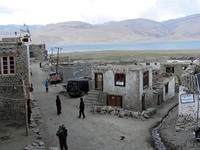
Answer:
1;14;200;45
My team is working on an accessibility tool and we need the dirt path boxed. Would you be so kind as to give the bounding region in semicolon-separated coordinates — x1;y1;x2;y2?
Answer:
31;61;180;150
0;60;183;150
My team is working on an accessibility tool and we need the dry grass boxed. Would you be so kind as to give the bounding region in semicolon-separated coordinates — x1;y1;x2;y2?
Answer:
59;50;200;61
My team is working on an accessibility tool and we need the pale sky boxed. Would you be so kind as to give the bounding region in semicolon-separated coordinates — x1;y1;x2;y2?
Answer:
0;0;200;26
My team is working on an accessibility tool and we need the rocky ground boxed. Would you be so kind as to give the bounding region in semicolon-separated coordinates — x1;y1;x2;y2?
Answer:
0;61;200;150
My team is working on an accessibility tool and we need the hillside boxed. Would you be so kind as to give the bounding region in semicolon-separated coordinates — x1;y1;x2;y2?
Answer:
1;14;200;44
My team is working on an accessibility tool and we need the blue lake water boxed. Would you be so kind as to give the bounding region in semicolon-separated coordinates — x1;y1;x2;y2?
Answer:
46;41;200;54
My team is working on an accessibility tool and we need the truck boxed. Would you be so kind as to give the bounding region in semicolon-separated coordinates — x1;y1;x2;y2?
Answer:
47;72;62;84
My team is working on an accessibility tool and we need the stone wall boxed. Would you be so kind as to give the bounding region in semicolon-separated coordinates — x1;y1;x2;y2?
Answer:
160;63;188;77
29;44;47;61
59;63;93;84
0;38;29;119
92;64;153;111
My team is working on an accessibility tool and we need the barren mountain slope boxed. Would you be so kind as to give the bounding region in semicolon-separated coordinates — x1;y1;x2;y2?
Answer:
1;14;200;44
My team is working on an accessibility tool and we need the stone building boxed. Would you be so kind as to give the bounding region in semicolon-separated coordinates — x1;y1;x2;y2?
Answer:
58;62;93;84
140;62;161;71
0;37;30;119
179;64;200;118
92;64;154;111
29;44;47;61
160;62;188;77
152;73;175;105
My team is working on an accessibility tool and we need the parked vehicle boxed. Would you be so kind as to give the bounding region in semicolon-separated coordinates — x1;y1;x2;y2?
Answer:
67;79;89;97
47;72;61;84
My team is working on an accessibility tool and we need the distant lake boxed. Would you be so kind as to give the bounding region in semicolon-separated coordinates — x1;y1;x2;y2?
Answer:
46;41;200;54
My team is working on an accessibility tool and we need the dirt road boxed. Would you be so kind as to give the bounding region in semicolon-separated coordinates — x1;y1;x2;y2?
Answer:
1;61;189;150
31;61;181;150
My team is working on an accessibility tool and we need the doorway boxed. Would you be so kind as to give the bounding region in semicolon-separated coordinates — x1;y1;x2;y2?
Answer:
142;94;145;110
95;73;103;90
108;95;122;107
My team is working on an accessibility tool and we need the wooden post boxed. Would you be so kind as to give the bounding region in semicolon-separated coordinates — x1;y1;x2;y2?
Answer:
22;77;29;136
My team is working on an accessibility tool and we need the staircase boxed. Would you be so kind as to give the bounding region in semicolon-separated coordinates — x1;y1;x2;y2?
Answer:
84;90;102;107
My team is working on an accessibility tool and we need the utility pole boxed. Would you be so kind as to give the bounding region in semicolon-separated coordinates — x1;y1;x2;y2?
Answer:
54;47;62;87
51;48;53;59
54;47;62;73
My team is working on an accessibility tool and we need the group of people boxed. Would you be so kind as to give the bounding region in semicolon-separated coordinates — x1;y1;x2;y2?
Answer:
55;97;85;149
56;124;68;150
43;80;86;149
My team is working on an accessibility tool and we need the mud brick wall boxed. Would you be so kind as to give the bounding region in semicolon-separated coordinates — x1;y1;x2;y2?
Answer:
0;40;29;120
0;97;25;120
59;63;92;84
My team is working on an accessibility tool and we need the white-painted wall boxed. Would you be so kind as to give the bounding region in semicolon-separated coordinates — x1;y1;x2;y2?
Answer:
162;76;175;101
93;65;153;110
179;86;200;119
140;62;160;70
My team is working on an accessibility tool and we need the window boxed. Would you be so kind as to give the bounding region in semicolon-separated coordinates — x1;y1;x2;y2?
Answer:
166;67;174;73
0;56;15;75
146;63;150;65
115;73;125;86
143;71;149;89
165;83;169;94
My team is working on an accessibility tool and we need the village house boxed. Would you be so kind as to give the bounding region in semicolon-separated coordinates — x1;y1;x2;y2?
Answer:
152;72;175;105
0;36;30;119
58;62;94;89
160;62;189;76
92;64;154;111
140;61;160;71
177;64;200;130
29;44;47;61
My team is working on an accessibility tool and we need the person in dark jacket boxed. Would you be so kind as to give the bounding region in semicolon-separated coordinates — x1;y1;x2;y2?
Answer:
56;125;68;150
56;95;62;115
78;97;85;119
27;99;32;124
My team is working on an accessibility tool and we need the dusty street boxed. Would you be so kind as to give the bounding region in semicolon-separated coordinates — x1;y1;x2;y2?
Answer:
31;61;157;150
30;61;176;150
0;60;199;150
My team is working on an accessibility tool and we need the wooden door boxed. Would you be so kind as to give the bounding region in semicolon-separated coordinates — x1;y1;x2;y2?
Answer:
95;73;103;90
108;95;122;107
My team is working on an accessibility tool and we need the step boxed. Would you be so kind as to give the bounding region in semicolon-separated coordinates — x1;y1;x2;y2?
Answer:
88;90;102;95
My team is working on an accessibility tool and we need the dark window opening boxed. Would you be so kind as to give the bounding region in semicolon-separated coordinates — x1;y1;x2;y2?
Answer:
166;67;174;73
115;73;125;86
165;83;169;94
143;71;149;89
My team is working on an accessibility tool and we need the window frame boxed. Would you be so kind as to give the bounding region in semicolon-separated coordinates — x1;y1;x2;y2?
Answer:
0;56;16;75
166;67;174;73
115;73;126;87
143;71;149;89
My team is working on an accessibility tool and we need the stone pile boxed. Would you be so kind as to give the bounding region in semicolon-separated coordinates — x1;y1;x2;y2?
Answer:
23;140;45;150
91;105;157;119
175;115;196;131
23;99;46;150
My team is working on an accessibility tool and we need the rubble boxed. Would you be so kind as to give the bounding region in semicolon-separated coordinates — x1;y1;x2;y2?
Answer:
175;115;196;131
23;140;45;150
90;105;157;119
23;99;46;150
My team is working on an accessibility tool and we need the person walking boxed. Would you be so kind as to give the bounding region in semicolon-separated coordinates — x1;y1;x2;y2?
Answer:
78;97;85;119
56;95;62;115
56;124;68;150
45;80;48;93
27;99;32;124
